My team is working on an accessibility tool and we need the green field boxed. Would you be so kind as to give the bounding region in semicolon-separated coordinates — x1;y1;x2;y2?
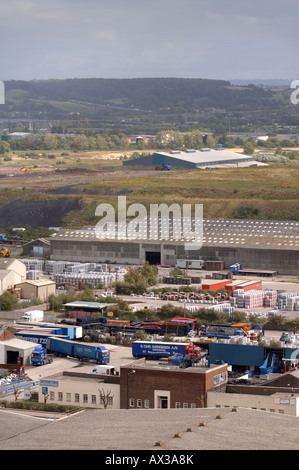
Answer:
0;149;298;228
62;163;299;226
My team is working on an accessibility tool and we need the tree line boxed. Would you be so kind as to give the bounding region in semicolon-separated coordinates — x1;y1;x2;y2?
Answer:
1;128;299;158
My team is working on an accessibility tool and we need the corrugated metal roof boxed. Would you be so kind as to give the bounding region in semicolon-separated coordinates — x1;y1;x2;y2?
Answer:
1;338;37;349
15;279;56;287
63;301;114;309
51;218;299;250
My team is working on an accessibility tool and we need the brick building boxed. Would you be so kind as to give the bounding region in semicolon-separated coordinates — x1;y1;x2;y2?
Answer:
120;358;228;409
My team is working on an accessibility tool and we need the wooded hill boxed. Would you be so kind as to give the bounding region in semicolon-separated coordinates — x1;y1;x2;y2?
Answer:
1;78;298;135
2;77;289;114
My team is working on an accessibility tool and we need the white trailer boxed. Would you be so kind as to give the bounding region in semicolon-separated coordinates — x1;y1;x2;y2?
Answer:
175;259;204;270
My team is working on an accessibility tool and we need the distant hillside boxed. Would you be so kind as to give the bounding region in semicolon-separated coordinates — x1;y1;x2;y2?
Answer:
1;77;297;135
230;79;292;86
2;77;284;114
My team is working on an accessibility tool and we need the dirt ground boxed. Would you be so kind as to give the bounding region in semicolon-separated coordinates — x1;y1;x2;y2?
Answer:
0;162;166;192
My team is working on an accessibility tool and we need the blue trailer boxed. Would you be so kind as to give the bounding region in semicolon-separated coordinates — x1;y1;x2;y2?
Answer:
46;337;110;364
132;340;200;359
15;330;70;346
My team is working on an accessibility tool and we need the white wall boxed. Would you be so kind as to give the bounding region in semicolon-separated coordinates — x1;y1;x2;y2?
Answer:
38;376;120;409
207;391;299;417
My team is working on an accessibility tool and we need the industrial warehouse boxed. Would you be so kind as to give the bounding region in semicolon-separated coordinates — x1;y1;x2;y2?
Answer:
50;217;299;276
122;148;267;169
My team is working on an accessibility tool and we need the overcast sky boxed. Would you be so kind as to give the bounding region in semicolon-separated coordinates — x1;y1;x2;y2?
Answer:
0;0;298;81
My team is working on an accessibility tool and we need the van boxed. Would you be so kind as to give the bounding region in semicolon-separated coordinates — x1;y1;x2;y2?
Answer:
91;365;118;376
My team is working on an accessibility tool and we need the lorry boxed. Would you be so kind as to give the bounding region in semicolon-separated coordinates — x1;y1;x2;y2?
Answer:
132;340;201;360
46;337;110;364
30;346;53;366
202;323;263;340
155;163;172;171
229;263;242;273
20;310;44;322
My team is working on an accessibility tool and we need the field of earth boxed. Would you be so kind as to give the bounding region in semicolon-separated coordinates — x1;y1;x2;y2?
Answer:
0;149;298;229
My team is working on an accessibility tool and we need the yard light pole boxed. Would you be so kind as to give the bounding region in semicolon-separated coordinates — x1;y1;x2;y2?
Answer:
127;369;135;409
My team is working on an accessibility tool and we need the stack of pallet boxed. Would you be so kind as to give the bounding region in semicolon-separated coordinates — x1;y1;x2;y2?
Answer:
264;290;278;308
277;292;299;310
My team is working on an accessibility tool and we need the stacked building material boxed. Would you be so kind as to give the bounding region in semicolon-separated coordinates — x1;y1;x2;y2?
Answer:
19;258;44;271
264;290;278;307
54;269;126;289
27;270;43;280
44;260;66;275
243;290;264;308
277;292;299;310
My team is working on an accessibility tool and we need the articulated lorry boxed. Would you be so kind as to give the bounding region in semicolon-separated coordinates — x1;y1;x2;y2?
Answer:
132;340;201;360
46;337;110;364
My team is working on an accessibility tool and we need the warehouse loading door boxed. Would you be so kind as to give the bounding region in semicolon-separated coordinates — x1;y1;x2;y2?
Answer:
6;350;19;364
145;251;161;265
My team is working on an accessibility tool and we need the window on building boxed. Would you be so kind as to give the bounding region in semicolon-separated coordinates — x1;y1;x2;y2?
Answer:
175;402;180;408
58;392;63;402
83;394;88;403
183;402;188;408
129;398;134;407
91;395;96;404
75;393;80;403
137;399;142;408
191;403;196;408
50;391;55;401
144;400;150;409
66;393;71;402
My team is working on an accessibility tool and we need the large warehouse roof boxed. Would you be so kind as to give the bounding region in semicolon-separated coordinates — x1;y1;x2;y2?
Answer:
123;148;267;169
52;218;299;250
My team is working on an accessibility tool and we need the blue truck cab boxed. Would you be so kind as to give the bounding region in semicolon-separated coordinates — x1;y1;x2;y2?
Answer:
73;343;110;364
96;346;110;364
31;346;53;366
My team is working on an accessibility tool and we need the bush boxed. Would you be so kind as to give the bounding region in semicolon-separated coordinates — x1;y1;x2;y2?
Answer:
0;400;75;413
0;291;18;311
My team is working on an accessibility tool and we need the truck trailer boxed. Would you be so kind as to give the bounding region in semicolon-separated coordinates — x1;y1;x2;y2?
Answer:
175;259;204;270
132;340;201;359
46;337;110;364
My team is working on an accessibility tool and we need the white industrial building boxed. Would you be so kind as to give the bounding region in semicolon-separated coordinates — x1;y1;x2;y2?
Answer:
123;148;268;169
0;258;27;295
0;337;37;366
